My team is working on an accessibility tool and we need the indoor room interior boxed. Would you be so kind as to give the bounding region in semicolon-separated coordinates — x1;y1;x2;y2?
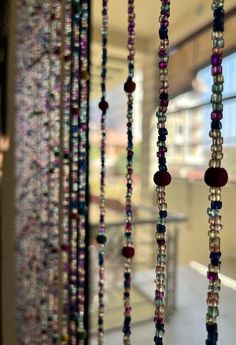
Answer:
1;1;236;345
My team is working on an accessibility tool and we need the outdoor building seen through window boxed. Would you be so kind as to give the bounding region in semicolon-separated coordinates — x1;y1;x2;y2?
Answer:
166;51;236;180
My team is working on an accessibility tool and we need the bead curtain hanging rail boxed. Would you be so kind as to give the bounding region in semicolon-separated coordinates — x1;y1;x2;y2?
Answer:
122;1;136;344
96;0;109;344
204;1;228;345
153;1;171;345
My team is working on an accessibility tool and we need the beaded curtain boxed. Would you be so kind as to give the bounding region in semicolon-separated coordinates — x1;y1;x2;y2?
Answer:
15;0;90;344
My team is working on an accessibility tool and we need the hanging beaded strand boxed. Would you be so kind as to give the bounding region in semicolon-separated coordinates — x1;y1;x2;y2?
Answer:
153;1;171;345
69;0;80;343
122;1;136;344
78;0;90;342
204;2;228;345
96;0;109;344
61;0;72;343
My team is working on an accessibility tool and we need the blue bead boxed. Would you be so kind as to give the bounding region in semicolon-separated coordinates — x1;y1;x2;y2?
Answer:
159;210;167;217
156;224;166;233
158;135;166;141
154;336;163;345
159;27;168;40
211;121;222;130
158;127;168;135
158;157;166;165
159;165;167;171
211;201;222;209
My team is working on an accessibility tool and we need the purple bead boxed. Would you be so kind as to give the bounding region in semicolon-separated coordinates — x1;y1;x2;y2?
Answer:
212;66;222;76
159;62;167;69
159;49;167;58
207;272;218;282
211;54;222;66
155;291;164;299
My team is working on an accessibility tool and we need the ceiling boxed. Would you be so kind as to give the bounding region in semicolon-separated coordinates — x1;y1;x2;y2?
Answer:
91;0;236;99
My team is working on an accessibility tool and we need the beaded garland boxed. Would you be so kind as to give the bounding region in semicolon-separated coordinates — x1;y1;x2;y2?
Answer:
96;0;109;344
69;0;81;343
78;0;90;342
47;1;62;342
204;1;228;345
122;1;136;344
61;0;72;343
153;1;171;345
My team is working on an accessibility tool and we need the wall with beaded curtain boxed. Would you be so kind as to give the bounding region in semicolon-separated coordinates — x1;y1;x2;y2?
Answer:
14;1;90;344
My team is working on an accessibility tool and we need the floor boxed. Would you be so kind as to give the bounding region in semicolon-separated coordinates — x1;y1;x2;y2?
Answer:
90;264;236;345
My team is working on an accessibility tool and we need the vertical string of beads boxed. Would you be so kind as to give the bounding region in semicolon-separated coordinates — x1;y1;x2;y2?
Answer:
69;1;80;343
47;1;62;342
122;1;136;344
96;0;109;344
61;0;72;343
153;1;171;345
204;1;228;345
78;0;90;343
40;3;51;343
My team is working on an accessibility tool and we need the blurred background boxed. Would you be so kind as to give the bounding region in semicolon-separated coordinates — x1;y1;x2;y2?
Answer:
1;1;236;345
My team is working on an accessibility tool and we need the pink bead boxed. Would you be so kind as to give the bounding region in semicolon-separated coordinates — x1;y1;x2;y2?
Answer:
212;65;222;76
211;111;223;120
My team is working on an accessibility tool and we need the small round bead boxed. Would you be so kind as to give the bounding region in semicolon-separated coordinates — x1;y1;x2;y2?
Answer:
99;99;109;111
153;171;171;186
96;233;107;244
122;246;135;258
124;79;136;93
204;167;228;187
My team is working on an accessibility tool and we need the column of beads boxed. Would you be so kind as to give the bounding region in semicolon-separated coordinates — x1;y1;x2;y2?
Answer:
121;1;136;344
47;1;62;343
39;4;51;343
61;0;72;343
69;1;80;343
153;1;171;345
204;2;228;345
77;1;89;342
96;0;109;344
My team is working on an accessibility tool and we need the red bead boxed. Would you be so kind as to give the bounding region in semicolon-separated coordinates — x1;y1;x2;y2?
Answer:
153;171;171;186
204;167;228;187
124;79;136;93
99;99;109;111
122;246;135;258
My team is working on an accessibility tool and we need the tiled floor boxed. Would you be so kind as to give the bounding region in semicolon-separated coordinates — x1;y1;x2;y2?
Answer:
90;265;236;345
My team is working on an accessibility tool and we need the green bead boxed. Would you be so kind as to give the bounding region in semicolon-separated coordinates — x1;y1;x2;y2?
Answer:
96;233;107;244
156;111;165;118
212;84;223;94
157;254;166;264
212;103;223;111
211;93;222;103
208;306;219;318
158;217;166;225
156;330;165;337
214;75;224;85
213;38;224;48
162;56;169;63
78;330;87;340
207;208;219;217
